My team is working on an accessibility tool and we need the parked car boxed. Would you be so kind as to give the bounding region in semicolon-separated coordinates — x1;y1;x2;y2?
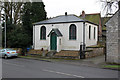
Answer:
0;48;18;59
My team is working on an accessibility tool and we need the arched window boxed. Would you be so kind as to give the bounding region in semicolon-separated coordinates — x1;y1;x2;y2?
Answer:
40;26;46;40
69;24;77;40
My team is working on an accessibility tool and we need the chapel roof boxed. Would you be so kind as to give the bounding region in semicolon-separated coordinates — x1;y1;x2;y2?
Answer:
33;15;84;25
33;14;98;26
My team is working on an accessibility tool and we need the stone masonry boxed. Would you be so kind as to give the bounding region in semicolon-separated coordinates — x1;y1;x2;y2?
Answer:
106;10;120;64
118;10;120;64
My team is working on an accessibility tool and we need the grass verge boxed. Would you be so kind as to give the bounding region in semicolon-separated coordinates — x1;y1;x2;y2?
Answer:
102;65;120;70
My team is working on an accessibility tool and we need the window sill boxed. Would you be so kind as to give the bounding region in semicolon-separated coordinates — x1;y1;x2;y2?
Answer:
69;39;77;41
40;39;46;41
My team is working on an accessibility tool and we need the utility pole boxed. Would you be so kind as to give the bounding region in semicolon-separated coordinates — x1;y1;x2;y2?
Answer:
0;2;2;80
0;2;1;48
4;12;6;48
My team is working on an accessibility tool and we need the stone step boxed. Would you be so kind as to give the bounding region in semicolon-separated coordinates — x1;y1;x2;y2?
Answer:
46;50;57;57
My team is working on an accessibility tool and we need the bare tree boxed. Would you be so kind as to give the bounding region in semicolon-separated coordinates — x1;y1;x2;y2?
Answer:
100;0;119;16
1;2;24;25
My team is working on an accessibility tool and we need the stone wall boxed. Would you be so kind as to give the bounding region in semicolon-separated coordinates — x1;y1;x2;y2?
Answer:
27;49;48;56
118;10;120;64
27;47;104;59
54;50;79;58
106;10;120;64
85;47;104;58
54;47;104;59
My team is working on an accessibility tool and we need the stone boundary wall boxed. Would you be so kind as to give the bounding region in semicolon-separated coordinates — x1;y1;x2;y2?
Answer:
54;50;79;59
27;47;104;59
27;49;48;56
54;47;104;59
85;47;104;58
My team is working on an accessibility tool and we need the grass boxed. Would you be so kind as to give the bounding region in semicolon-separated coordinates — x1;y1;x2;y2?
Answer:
102;26;106;31
103;65;120;69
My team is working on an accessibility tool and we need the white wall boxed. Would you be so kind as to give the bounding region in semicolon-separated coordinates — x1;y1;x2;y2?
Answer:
34;22;98;51
57;37;62;52
61;22;83;51
85;23;98;46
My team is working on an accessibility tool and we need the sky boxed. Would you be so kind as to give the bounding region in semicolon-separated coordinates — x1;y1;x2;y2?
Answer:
42;0;103;18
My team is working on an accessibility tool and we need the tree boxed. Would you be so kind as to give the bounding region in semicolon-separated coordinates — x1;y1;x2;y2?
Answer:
1;2;24;25
22;2;47;45
31;2;47;23
100;0;119;16
1;2;47;49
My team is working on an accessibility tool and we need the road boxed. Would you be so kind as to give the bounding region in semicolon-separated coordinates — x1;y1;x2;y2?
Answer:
2;58;119;78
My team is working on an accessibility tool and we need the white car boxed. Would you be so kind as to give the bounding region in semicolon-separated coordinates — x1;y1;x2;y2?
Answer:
0;48;18;59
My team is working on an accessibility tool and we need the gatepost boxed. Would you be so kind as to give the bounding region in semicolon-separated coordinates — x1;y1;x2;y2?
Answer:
80;43;86;59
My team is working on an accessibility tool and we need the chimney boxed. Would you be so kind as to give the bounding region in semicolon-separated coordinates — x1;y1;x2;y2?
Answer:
81;10;85;18
65;12;67;16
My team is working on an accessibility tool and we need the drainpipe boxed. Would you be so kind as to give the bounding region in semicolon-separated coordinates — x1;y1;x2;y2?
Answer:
80;11;86;59
83;21;86;59
33;25;35;49
80;21;86;59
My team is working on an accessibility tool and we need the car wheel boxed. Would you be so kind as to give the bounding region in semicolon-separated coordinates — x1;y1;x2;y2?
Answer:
4;55;8;59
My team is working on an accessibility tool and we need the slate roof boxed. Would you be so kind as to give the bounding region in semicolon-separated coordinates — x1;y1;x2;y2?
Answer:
101;17;111;31
47;28;63;37
80;13;101;25
33;15;84;25
84;13;101;25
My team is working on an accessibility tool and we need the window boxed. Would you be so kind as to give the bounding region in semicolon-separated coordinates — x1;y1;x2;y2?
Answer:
40;26;46;40
1;50;5;52
69;24;77;40
89;26;91;39
94;27;96;39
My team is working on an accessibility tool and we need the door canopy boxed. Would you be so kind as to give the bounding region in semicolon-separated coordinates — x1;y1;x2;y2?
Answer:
47;28;63;37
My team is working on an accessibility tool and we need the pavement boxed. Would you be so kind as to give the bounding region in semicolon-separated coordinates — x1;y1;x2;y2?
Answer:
55;55;106;68
19;55;120;71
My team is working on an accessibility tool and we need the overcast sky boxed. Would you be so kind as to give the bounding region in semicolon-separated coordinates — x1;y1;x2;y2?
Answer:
42;0;103;18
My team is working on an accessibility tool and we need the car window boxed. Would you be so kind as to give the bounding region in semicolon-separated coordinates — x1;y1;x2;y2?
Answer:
1;50;5;52
6;49;14;51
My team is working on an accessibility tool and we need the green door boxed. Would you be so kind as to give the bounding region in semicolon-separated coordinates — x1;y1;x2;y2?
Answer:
50;32;57;50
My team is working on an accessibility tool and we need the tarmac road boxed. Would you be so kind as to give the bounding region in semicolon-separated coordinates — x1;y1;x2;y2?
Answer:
2;58;119;78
